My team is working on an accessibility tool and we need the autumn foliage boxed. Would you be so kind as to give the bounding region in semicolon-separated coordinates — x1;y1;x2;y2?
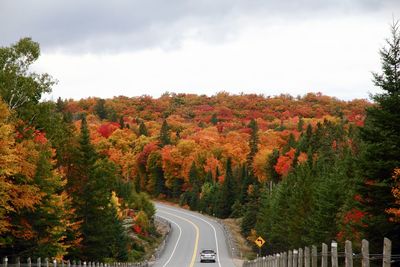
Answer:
3;26;400;259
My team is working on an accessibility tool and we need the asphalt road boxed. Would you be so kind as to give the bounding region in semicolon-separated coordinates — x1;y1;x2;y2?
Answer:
153;203;237;267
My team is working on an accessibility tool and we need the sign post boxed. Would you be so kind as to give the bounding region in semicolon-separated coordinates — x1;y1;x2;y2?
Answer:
254;236;266;257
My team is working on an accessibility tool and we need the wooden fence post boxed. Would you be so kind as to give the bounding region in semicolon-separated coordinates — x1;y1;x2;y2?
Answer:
361;239;369;267
321;243;328;267
345;240;353;267
283;252;288;267
45;258;49;267
311;246;317;267
331;241;338;267
383;238;391;267
299;248;303;267
277;253;282;267
38;257;41;267
304;247;310;267
293;250;298;267
3;257;8;267
288;250;293;267
28;257;32;267
16;257;20;267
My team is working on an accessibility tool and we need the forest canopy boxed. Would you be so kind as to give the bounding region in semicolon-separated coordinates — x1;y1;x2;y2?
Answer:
1;23;399;260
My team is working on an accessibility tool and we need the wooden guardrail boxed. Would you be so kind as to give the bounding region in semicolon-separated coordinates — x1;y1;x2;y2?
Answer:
243;238;398;267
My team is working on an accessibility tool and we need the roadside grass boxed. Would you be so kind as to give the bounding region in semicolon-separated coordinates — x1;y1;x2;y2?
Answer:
222;218;256;260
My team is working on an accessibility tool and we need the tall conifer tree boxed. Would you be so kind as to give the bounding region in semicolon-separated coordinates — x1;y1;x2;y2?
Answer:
159;119;171;146
216;158;236;218
247;119;259;174
139;121;148;136
358;21;400;251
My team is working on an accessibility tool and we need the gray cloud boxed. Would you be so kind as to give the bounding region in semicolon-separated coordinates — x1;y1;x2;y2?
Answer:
0;0;398;53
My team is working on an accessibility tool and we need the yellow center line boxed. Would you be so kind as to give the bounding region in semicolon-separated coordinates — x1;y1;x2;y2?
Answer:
159;210;200;267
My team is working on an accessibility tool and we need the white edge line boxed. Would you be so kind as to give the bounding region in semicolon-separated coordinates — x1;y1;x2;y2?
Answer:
157;205;222;267
157;214;182;267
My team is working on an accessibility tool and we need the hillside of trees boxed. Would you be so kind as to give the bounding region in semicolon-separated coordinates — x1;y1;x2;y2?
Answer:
0;39;157;262
1;23;399;260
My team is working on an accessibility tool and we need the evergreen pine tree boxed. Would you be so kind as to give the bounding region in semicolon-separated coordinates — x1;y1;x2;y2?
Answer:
81;159;128;261
238;164;250;203
357;21;400;251
146;151;166;197
205;170;214;184
187;162;200;210
211;113;218;125
246;119;259;175
297;117;304;132
108;108;118;122
266;149;280;185
216;158;236;218
241;184;261;237
79;115;97;167
74;116;129;261
159;119;171;146
67;115;98;210
172;178;183;199
139;121;149;136
94;99;107;120
119;116;125;129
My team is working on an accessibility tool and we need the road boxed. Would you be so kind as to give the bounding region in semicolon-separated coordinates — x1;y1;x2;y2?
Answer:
153;203;237;267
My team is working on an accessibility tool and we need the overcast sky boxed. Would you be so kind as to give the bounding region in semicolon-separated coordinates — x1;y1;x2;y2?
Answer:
1;0;399;100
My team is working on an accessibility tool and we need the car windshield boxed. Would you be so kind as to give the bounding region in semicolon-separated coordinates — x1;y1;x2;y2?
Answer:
202;250;215;254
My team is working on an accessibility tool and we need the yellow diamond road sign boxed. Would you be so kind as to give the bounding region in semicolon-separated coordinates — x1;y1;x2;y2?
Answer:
255;236;266;248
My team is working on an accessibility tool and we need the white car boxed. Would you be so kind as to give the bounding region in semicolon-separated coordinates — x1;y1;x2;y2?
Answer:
200;249;216;263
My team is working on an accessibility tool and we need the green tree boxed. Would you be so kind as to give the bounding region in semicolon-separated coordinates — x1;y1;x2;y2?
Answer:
34;101;76;166
108;108;118;122
23;148;73;258
216;158;236;218
159;119;171;146
0;38;55;119
66;115;99;259
70;115;97;199
146;151;166;197
81;159;128;261
266;149;280;185
246;119;259;175
297;117;304;132
139;121;149;137
94;99;108;120
241;184;261;237
211;113;218;125
119;116;125;129
237;164;253;205
187;162;201;210
357;21;400;251
171;178;183;199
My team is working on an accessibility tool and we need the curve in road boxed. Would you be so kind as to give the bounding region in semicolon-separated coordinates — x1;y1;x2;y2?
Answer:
153;203;236;267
